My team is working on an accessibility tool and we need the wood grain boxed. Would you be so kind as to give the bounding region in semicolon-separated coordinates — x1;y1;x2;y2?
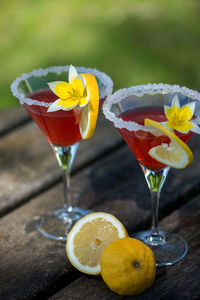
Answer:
49;196;200;300
0;107;200;300
0;143;200;300
0;106;30;136
0;112;122;216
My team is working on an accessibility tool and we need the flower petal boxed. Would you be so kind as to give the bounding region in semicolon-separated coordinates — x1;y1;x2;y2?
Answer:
161;122;174;131
47;81;64;95
54;82;73;99
77;74;86;90
164;94;198;133
59;98;79;110
79;96;89;107
71;78;84;97
179;105;194;121
190;121;200;134
171;95;180;108
165;105;179;123
69;65;78;83
180;102;195;119
47;99;62;112
166;120;175;130
174;121;195;133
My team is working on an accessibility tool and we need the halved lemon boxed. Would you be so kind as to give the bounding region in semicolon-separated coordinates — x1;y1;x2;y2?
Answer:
145;118;193;169
79;73;99;139
66;212;128;275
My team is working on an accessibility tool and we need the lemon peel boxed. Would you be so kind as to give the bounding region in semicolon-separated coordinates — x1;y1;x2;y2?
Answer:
79;73;99;139
66;212;128;275
145;118;193;169
101;237;156;296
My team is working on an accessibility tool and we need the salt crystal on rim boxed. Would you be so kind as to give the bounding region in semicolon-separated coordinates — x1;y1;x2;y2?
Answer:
11;65;113;107
102;83;200;133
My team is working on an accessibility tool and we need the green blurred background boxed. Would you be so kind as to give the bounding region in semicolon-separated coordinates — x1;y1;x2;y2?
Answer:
1;0;200;109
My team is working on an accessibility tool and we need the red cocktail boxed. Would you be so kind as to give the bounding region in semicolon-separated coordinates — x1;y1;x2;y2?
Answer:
103;84;200;266
11;65;113;241
25;89;82;146
119;106;193;170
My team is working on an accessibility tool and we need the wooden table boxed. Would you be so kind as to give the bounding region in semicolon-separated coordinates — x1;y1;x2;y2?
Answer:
0;107;199;300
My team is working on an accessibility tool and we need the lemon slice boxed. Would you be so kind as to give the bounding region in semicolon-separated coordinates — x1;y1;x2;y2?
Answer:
66;212;128;275
79;73;99;139
145;118;193;169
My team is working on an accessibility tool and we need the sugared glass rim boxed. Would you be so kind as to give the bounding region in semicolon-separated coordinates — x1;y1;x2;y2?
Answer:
102;83;200;132
10;65;113;107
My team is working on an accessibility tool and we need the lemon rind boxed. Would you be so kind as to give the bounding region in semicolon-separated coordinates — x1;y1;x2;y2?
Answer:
79;73;99;140
66;212;127;275
145;118;193;168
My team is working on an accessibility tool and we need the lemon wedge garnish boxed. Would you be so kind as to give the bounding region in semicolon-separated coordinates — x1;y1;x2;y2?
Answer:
145;118;193;169
79;73;99;139
66;212;128;275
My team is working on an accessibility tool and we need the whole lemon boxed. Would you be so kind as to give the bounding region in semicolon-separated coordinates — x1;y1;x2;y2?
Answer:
100;237;156;296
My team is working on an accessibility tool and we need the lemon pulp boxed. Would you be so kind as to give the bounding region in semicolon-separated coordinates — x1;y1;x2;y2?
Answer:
66;212;128;275
145;118;193;169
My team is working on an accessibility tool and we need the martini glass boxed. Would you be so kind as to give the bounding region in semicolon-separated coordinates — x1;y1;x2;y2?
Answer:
11;65;113;241
103;83;200;266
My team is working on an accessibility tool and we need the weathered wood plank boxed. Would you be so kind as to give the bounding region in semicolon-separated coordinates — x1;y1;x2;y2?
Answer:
122;198;200;300
0;141;200;300
0;106;30;135
102;133;200;230
49;196;200;300
0;144;149;300
0;112;123;216
0;147;139;300
0;103;200;220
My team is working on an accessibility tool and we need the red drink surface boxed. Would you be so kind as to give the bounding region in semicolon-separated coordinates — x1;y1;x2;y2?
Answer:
118;106;193;170
24;89;82;146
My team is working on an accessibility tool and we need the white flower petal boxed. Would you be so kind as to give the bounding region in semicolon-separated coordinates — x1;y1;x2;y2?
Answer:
171;95;180;108
47;81;63;95
190;121;200;134
69;65;78;83
76;74;87;91
48;101;77;112
183;101;196;115
76;74;89;103
61;103;78;111
47;99;62;112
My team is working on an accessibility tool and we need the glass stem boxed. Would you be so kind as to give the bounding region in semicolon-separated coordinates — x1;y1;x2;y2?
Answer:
62;169;72;212
51;143;80;212
150;190;160;236
140;165;170;237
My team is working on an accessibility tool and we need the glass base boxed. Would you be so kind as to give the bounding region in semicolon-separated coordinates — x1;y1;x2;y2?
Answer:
133;230;188;267
36;207;91;241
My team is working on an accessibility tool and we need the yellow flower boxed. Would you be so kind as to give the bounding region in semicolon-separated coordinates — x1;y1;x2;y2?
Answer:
164;95;199;133
47;65;89;112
